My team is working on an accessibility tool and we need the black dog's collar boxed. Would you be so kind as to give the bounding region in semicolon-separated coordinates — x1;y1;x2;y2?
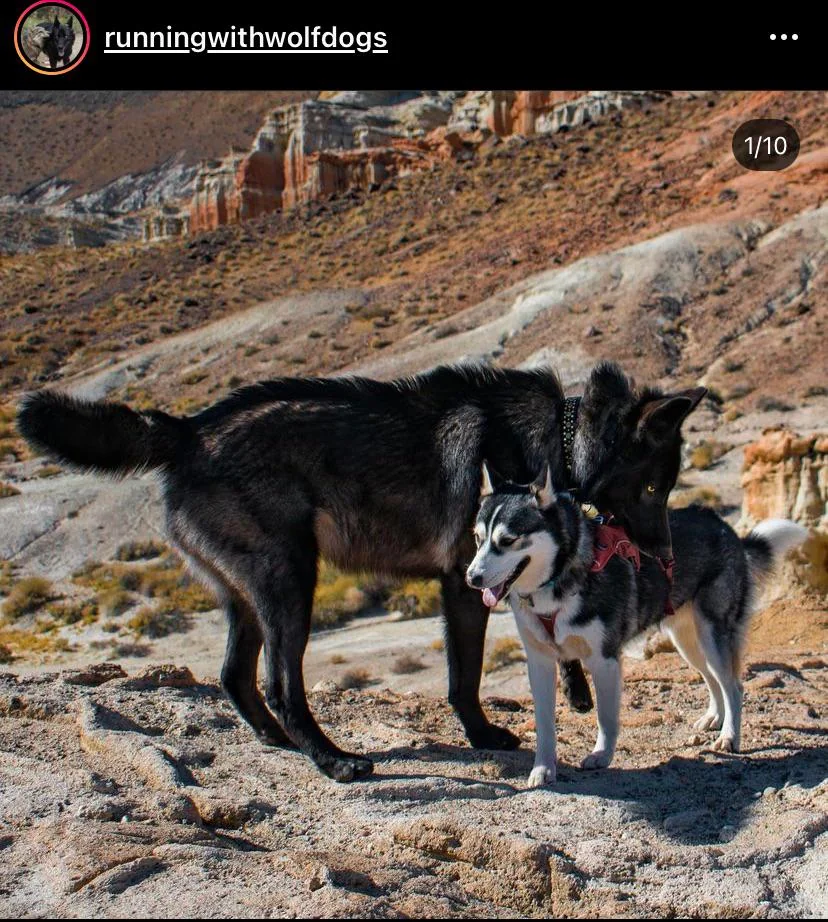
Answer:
562;396;581;488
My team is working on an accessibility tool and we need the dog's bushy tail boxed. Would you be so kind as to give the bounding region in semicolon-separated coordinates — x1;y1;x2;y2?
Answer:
17;391;190;476
742;519;809;579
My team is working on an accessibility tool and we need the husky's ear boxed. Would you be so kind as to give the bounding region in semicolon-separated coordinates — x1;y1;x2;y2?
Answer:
529;465;555;509
480;462;495;498
638;387;706;439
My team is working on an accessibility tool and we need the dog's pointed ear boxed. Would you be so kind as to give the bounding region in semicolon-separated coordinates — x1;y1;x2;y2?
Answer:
529;464;555;509
53;14;60;27
639;387;706;439
480;462;495;498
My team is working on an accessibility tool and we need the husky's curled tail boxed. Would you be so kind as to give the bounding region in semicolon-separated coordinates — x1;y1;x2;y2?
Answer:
17;392;190;476
742;518;810;587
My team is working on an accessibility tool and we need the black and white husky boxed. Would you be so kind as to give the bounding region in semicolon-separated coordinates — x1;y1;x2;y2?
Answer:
466;465;808;787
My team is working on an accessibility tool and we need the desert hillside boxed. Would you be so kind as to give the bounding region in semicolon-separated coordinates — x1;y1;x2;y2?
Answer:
0;89;826;918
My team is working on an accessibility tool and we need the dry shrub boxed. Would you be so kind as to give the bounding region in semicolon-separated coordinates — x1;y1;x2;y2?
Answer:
47;600;98;626
386;579;442;619
2;576;52;620
483;637;526;673
115;540;167;561
126;604;191;639
338;668;371;690
313;563;371;629
391;653;426;675
688;440;728;470
669;487;722;510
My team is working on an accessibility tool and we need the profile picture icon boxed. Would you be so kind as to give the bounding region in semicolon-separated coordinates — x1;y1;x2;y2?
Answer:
15;2;89;75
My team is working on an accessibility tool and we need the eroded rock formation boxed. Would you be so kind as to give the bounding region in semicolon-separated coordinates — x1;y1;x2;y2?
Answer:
144;90;669;240
740;428;827;530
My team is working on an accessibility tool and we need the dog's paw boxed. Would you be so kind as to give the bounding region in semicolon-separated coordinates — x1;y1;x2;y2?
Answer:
581;750;613;770
712;736;737;753
694;713;723;731
468;723;521;752
320;753;375;782
527;765;556;788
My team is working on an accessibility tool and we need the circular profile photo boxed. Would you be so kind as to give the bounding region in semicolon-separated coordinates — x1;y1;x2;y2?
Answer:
15;1;89;75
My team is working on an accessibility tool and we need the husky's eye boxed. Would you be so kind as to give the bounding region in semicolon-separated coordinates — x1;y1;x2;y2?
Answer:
499;535;516;548
646;482;656;494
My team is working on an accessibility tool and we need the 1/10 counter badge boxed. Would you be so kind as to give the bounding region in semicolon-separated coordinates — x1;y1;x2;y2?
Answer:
732;119;800;171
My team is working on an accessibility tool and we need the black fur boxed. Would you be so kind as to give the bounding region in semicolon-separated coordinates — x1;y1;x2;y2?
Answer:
42;15;75;69
18;391;189;475
17;362;703;781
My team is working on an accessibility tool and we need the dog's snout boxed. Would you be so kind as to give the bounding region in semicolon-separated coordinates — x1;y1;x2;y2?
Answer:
466;571;483;589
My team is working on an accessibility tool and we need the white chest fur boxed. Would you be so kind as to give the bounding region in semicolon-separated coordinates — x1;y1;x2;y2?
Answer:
510;588;599;663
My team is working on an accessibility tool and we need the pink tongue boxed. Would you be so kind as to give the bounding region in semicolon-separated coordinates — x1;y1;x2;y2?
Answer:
482;584;506;608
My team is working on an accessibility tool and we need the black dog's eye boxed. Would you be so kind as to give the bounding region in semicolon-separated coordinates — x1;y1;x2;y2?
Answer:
646;482;656;495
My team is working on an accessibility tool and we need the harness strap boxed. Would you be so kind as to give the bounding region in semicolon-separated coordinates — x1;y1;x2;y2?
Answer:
657;556;676;616
590;523;641;573
536;610;559;641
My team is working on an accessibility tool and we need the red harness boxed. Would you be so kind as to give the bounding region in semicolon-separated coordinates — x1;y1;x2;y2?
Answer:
590;523;641;573
534;522;675;639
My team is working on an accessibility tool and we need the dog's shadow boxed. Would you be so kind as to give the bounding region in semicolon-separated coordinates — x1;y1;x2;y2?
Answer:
365;742;827;846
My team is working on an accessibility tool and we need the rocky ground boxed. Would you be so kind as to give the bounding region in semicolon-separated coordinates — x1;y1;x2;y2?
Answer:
1;637;826;918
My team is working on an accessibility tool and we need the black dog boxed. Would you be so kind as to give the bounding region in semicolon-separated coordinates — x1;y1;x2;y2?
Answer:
18;362;704;781
42;14;75;69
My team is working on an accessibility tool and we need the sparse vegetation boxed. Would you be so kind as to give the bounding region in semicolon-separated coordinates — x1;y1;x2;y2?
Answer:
386;580;442;620
757;396;794;413
313;564;372;629
329;653;347;665
74;554;215;613
0;482;20;498
115;539;167;561
391;653;426;675
688;440;728;471
2;576;52;620
0;627;73;656
429;637;445;652
126;604;191;639
338;667;372;690
483;637;526;673
46;600;98;626
669;487;723;510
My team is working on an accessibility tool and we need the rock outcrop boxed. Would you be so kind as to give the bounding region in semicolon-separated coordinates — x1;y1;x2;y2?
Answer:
741;429;828;531
160;90;669;240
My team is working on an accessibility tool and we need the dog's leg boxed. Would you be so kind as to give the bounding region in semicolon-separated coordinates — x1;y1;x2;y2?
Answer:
515;625;558;787
253;545;374;782
663;610;725;732
222;599;296;749
695;620;743;753
559;660;594;713
174;539;296;749
441;567;520;750
581;655;621;769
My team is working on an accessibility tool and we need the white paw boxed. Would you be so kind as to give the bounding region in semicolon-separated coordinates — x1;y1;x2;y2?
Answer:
527;765;556;788
581;750;613;770
694;713;723;731
712;735;738;753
